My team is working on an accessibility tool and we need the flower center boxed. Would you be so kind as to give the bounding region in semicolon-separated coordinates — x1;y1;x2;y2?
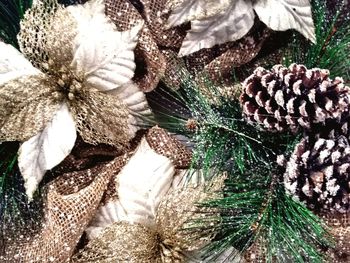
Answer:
44;59;84;102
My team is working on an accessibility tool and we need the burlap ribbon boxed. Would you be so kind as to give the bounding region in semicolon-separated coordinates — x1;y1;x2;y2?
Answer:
1;126;194;262
320;212;350;262
2;159;122;262
105;0;271;92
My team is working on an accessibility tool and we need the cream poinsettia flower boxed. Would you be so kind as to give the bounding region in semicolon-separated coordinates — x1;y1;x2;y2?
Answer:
166;0;316;56
79;136;223;262
0;0;152;200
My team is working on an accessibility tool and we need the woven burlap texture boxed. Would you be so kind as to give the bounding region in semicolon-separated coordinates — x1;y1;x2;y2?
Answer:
104;0;271;91
1;154;129;263
320;212;350;262
145;126;192;169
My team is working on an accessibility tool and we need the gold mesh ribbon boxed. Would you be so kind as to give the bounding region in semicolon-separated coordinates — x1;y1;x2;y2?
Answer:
71;176;224;263
104;0;270;92
2;154;129;263
320;212;350;262
145;126;192;169
105;0;167;92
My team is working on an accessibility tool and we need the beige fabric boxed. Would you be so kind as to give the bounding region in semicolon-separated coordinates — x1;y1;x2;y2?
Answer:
104;0;270;91
145;126;192;168
2;160;120;262
320;212;350;262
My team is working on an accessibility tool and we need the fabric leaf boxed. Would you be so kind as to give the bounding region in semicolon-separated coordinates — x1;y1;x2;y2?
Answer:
253;0;316;43
106;82;153;136
18;103;77;201
0;75;60;142
166;0;231;28
116;138;175;226
179;0;255;56
69;88;130;147
68;0;142;91
0;42;40;86
86;138;175;239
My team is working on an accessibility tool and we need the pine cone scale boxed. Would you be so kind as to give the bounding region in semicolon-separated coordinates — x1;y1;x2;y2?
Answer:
240;64;350;133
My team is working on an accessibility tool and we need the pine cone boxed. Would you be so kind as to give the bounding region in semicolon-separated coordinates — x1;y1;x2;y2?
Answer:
311;112;350;140
240;64;350;132
284;136;350;213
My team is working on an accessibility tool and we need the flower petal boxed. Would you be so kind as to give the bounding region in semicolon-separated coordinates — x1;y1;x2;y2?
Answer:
18;103;77;201
68;0;142;91
117;138;176;225
0;75;60;142
253;0;316;43
0;42;40;85
106;81;153;137
69;88;131;147
86;138;176;239
178;0;255;56
166;0;232;28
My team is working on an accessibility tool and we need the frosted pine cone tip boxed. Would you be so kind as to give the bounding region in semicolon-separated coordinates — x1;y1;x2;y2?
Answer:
240;63;350;133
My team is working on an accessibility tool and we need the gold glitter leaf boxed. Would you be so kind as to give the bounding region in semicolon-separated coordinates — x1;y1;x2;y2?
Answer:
69;87;130;148
45;8;78;69
75;171;225;262
156;175;224;253
18;103;77;201
0;75;59;141
18;0;60;72
72;221;160;263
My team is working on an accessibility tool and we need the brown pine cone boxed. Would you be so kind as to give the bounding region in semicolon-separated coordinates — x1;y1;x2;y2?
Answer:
240;64;350;133
284;136;350;213
311;112;350;140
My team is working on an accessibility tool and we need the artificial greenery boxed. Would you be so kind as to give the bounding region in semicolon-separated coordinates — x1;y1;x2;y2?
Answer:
149;62;334;261
0;0;32;47
0;142;43;252
147;1;350;259
286;0;350;81
0;0;348;261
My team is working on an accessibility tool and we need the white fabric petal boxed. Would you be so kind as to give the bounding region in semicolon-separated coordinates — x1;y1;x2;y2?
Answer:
254;0;316;43
166;0;231;28
179;0;255;56
67;0;142;91
0;42;40;85
18;103;77;201
107;81;153;137
171;169;205;190
86;138;175;239
86;199;128;239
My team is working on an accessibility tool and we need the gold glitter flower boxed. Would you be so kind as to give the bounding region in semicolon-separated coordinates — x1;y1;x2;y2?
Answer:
71;135;224;262
0;0;152;200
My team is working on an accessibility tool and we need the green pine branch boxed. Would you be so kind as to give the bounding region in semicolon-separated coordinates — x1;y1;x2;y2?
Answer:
0;0;33;47
153;61;335;261
191;165;334;263
285;0;350;81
